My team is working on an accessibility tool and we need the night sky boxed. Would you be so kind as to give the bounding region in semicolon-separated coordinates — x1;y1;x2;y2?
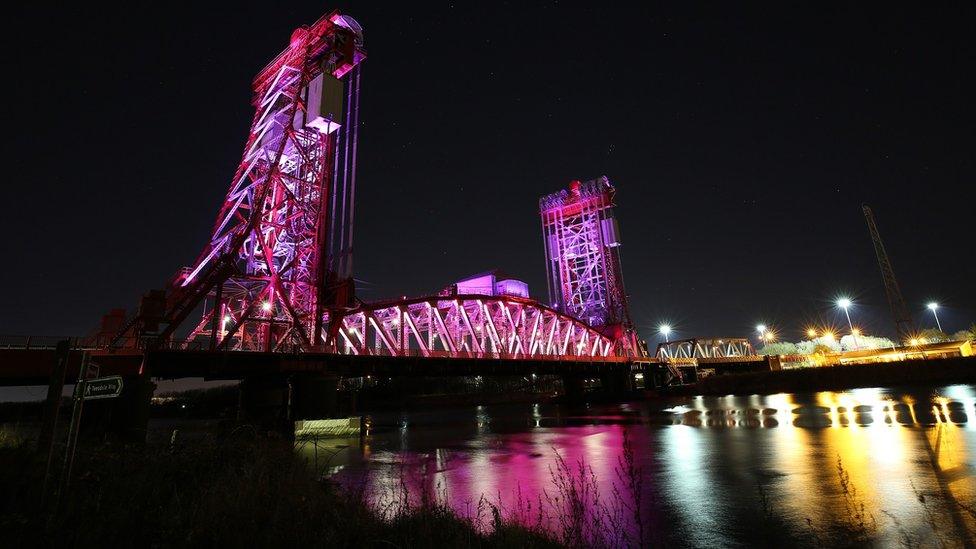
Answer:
6;2;975;347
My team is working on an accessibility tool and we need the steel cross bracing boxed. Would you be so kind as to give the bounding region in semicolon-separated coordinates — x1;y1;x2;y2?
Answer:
324;295;616;360
540;177;642;355
114;12;366;353
655;338;755;361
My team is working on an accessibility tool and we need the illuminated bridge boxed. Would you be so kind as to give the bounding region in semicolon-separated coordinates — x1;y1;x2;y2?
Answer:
0;10;711;438
327;294;617;359
656;338;755;361
656;337;773;380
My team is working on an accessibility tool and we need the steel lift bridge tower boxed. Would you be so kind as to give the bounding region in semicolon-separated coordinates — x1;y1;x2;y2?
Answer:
540;177;645;356
98;11;642;365
112;11;366;352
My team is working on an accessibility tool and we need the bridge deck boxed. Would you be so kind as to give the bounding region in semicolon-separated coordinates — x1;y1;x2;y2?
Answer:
0;348;657;386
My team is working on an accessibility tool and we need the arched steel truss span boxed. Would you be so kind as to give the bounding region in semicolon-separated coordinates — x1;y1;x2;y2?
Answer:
324;295;620;360
656;338;755;361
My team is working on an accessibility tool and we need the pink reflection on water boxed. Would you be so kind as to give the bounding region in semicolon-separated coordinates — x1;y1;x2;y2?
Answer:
336;423;646;542
320;387;976;545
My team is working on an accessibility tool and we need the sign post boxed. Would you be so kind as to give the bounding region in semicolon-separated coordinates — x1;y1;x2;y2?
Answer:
81;376;123;400
39;339;73;507
60;369;124;495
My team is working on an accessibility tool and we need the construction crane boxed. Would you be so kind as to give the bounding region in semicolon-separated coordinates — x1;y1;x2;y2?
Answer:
862;204;915;342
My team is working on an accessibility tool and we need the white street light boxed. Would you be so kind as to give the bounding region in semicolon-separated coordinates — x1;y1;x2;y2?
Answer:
755;324;770;347
927;302;942;332
836;298;859;350
659;324;672;343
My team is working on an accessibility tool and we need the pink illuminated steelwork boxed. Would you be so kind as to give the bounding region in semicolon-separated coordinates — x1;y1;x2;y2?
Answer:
324;295;616;359
656;338;755;360
109;11;366;351
540;177;643;356
102;11;646;366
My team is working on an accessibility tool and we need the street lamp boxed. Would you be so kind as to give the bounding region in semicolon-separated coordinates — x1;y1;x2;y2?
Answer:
836;298;859;350
806;328;817;339
659;324;672;343
927;302;942;332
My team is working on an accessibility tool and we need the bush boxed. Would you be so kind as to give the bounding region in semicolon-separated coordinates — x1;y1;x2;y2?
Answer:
0;432;563;548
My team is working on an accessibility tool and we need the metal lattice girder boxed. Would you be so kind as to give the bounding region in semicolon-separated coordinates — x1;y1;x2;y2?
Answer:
862;205;915;342
155;12;366;353
323;295;616;359
655;338;755;360
539;177;643;357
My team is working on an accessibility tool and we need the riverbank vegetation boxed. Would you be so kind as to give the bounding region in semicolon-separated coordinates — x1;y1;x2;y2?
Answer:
4;422;975;547
0;426;654;547
0;430;567;547
3;405;974;546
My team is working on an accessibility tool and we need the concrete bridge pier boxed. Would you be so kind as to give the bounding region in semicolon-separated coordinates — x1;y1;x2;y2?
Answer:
561;375;587;402
112;375;156;442
289;373;341;420
78;374;157;443
238;375;289;426
600;370;634;395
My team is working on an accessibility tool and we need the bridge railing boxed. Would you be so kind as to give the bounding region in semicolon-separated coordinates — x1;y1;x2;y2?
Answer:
0;335;87;350
0;334;209;353
345;347;634;362
0;335;647;365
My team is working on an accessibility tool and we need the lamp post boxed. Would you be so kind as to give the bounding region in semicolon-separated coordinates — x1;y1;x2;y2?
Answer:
659;324;672;343
836;298;859;350
927;302;942;332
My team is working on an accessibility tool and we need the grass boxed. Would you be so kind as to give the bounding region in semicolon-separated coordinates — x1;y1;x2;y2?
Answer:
4;419;973;547
0;424;656;548
0;430;562;548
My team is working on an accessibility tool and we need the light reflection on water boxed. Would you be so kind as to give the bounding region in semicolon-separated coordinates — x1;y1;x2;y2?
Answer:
302;385;976;547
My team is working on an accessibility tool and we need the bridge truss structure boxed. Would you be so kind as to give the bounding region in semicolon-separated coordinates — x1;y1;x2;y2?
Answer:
540;177;643;356
109;11;366;353
96;11;648;367
324;295;615;359
656;338;755;361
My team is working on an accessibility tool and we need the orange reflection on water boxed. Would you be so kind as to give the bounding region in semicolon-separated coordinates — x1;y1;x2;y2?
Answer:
314;386;976;545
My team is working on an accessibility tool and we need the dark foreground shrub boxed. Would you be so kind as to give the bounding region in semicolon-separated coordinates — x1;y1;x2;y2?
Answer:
0;433;559;548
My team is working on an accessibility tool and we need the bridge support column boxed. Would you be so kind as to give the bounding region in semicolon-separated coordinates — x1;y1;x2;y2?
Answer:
238;375;289;427
81;374;157;443
114;375;156;442
600;370;634;395
561;375;586;402
290;374;341;420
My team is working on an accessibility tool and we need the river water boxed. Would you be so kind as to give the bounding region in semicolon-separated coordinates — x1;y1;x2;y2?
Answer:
301;385;976;547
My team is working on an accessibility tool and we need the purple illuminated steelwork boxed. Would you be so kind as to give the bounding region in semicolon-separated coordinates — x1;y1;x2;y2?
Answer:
109;11;367;352
324;295;615;359
540;177;643;356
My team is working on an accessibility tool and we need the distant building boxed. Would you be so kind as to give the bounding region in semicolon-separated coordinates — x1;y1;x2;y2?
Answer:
441;270;530;299
832;339;973;365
